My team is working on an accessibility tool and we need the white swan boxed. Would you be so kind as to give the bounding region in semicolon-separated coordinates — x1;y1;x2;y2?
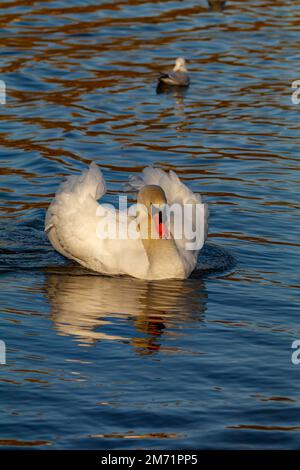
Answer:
45;164;208;280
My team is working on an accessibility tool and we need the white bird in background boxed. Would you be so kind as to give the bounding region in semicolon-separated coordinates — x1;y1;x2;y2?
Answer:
158;57;190;87
45;164;208;280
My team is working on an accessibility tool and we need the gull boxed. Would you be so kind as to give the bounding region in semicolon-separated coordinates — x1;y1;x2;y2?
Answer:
158;58;190;87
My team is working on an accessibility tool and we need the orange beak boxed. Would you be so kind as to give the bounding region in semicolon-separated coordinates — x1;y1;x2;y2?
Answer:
153;210;169;239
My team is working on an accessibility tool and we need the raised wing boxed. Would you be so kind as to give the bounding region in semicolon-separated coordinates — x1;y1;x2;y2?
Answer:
45;163;149;278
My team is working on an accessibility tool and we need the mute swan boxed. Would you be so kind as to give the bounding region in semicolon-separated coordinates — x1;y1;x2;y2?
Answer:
158;58;190;87
45;164;208;280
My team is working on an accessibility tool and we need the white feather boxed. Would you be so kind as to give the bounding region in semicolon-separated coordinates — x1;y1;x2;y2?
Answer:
45;163;149;278
45;164;208;279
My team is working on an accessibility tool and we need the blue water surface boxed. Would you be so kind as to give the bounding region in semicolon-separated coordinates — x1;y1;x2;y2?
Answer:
0;0;300;449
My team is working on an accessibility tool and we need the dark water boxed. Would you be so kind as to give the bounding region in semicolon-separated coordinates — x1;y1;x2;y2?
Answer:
0;0;300;449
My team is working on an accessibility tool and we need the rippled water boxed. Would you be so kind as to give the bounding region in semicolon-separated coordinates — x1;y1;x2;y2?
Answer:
0;0;300;449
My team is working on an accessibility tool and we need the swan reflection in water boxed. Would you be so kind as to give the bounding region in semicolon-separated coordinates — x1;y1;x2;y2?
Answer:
45;269;207;355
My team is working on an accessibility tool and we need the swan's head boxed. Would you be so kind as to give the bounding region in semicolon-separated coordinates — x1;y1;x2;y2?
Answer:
137;185;169;239
173;57;187;73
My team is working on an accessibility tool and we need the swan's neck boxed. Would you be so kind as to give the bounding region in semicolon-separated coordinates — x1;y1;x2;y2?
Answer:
139;214;185;279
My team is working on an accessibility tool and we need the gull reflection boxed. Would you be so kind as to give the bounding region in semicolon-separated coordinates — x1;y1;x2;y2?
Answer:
156;82;188;129
156;82;188;101
45;269;207;355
